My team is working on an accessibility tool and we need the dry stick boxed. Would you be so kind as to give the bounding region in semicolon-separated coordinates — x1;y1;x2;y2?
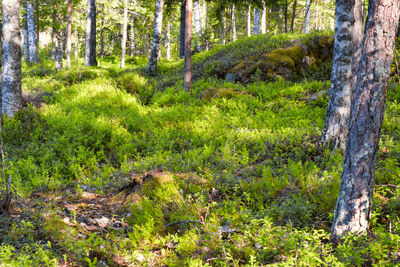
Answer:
375;184;400;188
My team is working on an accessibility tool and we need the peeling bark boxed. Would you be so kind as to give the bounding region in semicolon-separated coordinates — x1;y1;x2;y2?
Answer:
331;0;400;242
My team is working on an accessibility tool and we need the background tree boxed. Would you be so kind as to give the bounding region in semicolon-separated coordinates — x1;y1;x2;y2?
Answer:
146;0;164;75
84;0;97;66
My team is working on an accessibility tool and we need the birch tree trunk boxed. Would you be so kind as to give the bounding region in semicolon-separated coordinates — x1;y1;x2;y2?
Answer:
261;3;267;34
247;5;251;37
179;0;186;58
166;21;171;60
84;0;97;66
321;0;363;149
146;0;164;75
74;28;78;62
193;0;201;51
290;0;297;33
120;0;128;69
26;1;38;64
253;8;260;35
184;0;192;90
304;0;312;33
35;0;39;46
231;4;236;41
66;0;72;68
23;5;30;62
331;0;400;242
2;0;22;117
130;16;135;57
220;8;226;45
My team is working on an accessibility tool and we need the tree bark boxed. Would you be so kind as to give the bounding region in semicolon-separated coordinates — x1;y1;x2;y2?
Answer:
66;0;72;68
35;0;39;46
220;8;226;45
121;0;128;69
179;0;186;58
23;5;30;62
146;0;164;75
247;5;251;37
284;0;288;33
304;0;312;33
2;0;22;117
261;3;267;34
331;0;400;242
184;0;192;90
26;1;38;64
321;0;363;150
84;0;97;66
166;21;171;60
74;28;78;62
130;15;135;57
193;0;201;51
254;8;260;35
290;0;297;33
231;4;236;41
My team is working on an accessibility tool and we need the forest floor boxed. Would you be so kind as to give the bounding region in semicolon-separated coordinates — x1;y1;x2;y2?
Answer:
0;32;400;266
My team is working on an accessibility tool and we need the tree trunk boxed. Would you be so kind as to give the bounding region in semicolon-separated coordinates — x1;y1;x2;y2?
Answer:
321;0;363;150
304;0;312;33
2;0;22;117
27;1;39;64
55;34;62;71
193;0;201;51
284;0;288;33
74;28;79;62
261;3;267;34
231;4;236;41
23;5;30;62
35;0;39;46
121;0;128;69
130;15;135;57
179;0;186;58
84;0;97;66
146;0;164;75
220;8;226;45
66;0;72;68
184;0;192;90
290;0;297;33
166;21;171;60
254;8;260;35
247;5;251;37
331;0;400;242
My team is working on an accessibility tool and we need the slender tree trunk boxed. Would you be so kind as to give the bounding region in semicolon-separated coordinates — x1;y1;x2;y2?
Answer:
2;0;22;117
35;0;39;46
121;0;128;69
331;0;400;242
304;0;312;33
74;28;78;62
166;21;171;60
254;8;260;35
179;0;186;58
146;0;164;75
130;16;135;57
23;5;30;62
284;0;288;33
247;5;251;37
290;0;297;33
84;0;97;66
27;1;39;64
66;0;72;68
231;4;237;41
184;0;192;90
55;33;62;71
220;8;225;45
321;0;363;149
261;3;267;34
193;0;201;51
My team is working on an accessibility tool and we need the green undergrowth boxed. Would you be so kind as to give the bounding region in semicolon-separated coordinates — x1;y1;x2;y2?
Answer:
0;32;399;266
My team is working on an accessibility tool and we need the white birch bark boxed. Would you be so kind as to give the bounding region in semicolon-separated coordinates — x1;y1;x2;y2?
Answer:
146;0;164;75
247;5;251;37
166;21;171;60
254;8;260;35
193;0;202;51
130;15;135;57
26;1;38;64
261;3;267;34
304;0;312;33
231;4;236;41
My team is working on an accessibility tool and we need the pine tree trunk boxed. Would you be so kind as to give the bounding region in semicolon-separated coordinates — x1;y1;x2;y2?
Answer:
179;0;186;59
290;0;297;33
27;1;39;64
304;0;312;33
231;4;236;41
84;0;97;66
146;0;164;75
121;0;128;69
23;5;30;62
184;0;192;90
130;16;135;57
261;3;267;34
284;0;288;33
66;0;72;68
1;0;22;117
321;0;363;150
253;8;260;35
331;0;400;242
247;5;251;37
193;0;202;51
166;21;171;60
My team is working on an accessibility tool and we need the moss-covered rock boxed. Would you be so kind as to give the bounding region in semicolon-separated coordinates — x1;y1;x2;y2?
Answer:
228;35;334;83
201;87;241;100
